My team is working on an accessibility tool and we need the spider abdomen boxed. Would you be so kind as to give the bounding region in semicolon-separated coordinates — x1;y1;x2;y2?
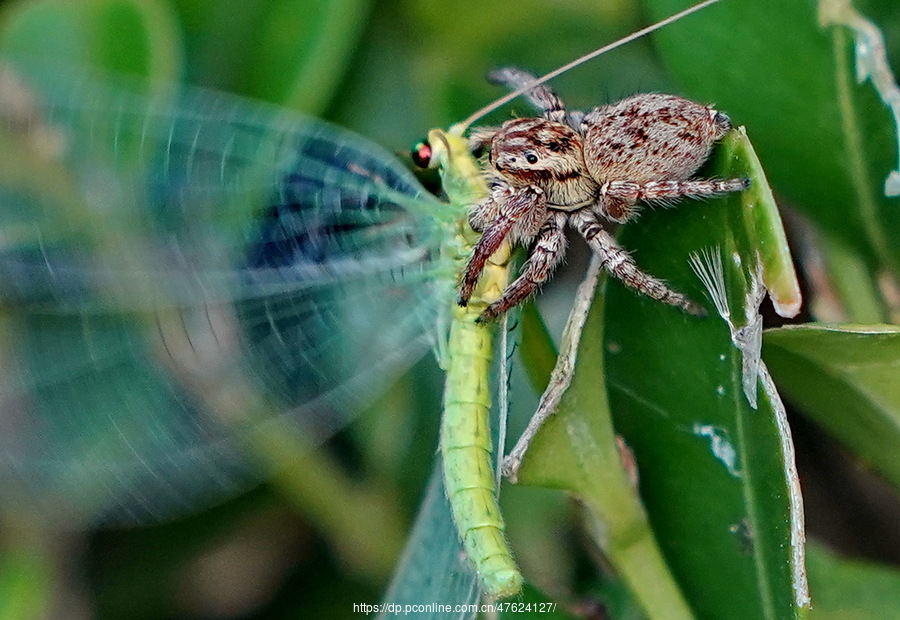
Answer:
581;93;730;184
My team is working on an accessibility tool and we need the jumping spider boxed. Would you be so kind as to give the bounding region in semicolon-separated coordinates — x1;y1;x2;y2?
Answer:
445;68;749;322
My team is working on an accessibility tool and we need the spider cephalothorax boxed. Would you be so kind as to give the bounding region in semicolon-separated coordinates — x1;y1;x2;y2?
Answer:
459;67;749;321
485;118;599;207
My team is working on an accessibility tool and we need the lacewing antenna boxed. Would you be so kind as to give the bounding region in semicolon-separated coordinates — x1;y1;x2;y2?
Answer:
457;0;721;130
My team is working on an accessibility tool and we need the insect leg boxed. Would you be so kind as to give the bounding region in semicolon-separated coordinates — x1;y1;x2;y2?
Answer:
460;185;545;306
572;210;704;315
477;211;567;322
487;67;568;125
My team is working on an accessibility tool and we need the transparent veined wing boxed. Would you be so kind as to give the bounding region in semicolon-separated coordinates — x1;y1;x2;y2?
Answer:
0;58;463;527
378;460;481;619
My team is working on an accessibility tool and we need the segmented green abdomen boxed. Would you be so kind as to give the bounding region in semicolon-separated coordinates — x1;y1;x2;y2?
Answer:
441;301;522;599
431;128;521;598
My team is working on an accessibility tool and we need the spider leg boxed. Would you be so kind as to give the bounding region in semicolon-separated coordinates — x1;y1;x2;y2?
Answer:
487;67;568;125
459;185;545;306
477;211;568;323
572;210;704;315
598;177;750;223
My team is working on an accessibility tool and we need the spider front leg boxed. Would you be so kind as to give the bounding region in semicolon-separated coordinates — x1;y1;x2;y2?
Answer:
598;177;750;223
477;211;568;323
572;210;704;315
488;67;568;125
459;185;545;306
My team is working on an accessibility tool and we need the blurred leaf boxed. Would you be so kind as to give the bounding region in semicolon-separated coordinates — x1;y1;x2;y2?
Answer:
407;0;669;127
244;0;369;113
0;0;181;81
502;484;574;598
601;132;806;619
816;234;888;323
169;0;267;86
645;0;900;279
0;538;50;620
332;0;671;149
763;323;900;490
592;574;652;620
248;423;405;582
171;0;369;113
89;489;272;619
807;542;900;620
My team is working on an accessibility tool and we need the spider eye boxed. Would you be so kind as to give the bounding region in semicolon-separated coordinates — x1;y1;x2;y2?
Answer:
411;140;433;168
525;152;538;164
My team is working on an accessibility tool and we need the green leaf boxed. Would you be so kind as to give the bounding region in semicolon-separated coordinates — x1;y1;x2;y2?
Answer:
517;275;695;620
601;132;806;619
170;0;370;113
0;0;181;81
244;0;369;113
0;538;51;620
407;1;671;127
644;0;900;283
331;1;673;147
715;129;802;318
815;234;888;324
763;323;900;490
807;542;900;620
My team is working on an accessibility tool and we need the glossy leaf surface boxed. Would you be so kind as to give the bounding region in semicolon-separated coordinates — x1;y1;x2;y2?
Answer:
764;323;900;489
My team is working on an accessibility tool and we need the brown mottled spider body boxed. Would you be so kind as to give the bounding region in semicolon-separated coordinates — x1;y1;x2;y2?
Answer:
460;68;749;322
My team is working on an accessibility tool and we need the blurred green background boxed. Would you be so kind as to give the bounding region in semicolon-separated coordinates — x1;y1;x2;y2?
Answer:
0;0;899;618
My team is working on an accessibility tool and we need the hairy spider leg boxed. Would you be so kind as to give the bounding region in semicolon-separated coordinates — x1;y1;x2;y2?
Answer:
571;210;704;315
488;68;568;125
599;178;751;222
478;211;568;323
460;186;546;305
